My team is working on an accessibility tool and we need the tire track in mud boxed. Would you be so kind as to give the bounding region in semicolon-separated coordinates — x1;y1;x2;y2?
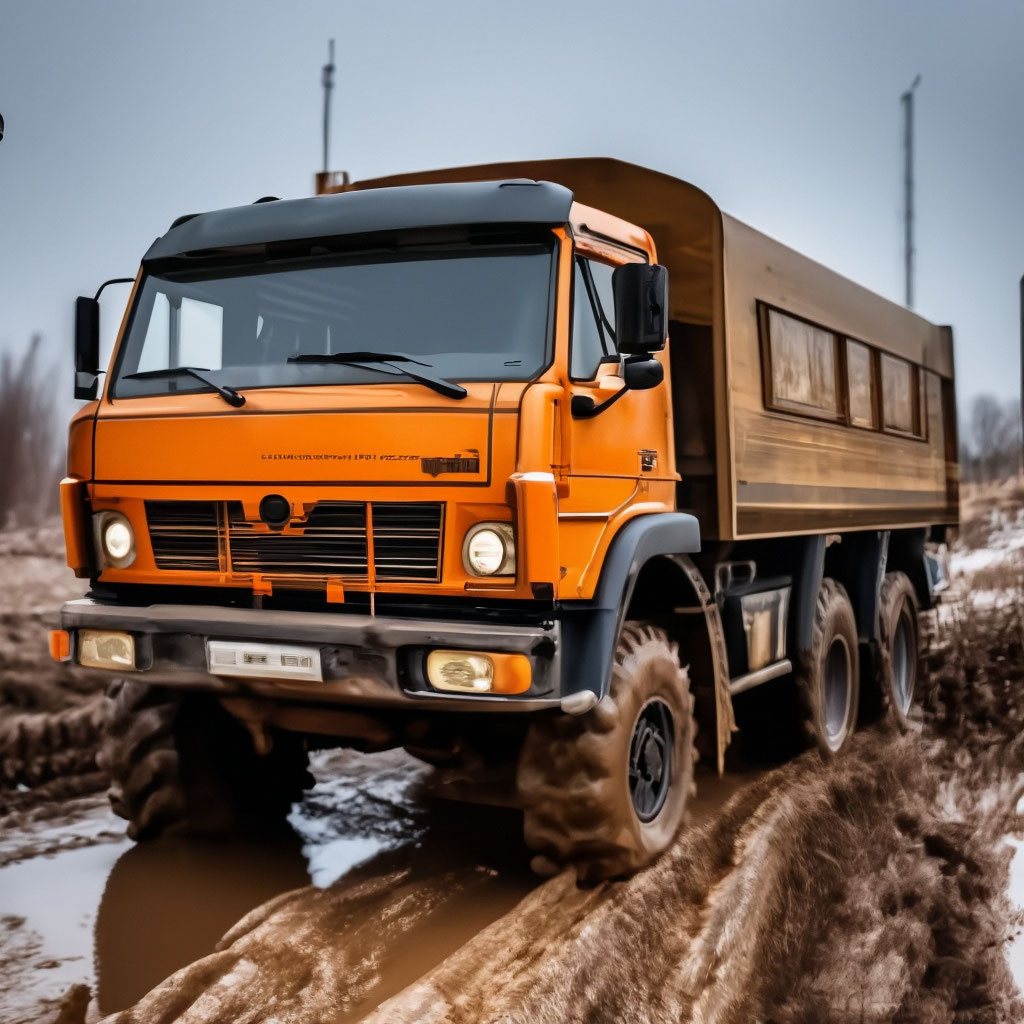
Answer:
370;605;1024;1024
93;603;1024;1024
0;698;106;795
367;738;1015;1024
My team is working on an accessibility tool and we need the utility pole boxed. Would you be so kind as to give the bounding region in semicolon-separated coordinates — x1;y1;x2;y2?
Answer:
322;39;335;175
901;75;921;308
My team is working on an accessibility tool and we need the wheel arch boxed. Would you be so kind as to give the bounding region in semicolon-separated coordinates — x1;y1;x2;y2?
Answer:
886;527;935;610
822;531;889;644
559;513;735;772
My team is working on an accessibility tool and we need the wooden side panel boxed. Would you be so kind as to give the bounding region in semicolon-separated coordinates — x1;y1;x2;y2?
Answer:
722;216;958;538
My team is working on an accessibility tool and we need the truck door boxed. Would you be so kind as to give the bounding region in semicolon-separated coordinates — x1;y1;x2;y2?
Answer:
564;253;673;505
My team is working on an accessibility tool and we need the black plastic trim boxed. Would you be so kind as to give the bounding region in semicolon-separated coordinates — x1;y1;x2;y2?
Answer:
558;513;701;702
144;180;574;264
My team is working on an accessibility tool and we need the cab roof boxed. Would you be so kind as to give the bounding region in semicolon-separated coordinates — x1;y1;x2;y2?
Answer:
143;179;573;264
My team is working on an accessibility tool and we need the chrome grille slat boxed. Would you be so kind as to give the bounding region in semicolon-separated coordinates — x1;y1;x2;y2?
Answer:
145;500;444;582
145;501;221;571
372;502;445;580
227;501;369;577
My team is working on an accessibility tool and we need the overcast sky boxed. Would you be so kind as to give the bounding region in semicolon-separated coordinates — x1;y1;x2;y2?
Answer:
1;0;1022;411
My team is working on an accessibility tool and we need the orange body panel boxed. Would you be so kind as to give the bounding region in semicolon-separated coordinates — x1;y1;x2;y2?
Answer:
76;219;675;605
59;477;90;576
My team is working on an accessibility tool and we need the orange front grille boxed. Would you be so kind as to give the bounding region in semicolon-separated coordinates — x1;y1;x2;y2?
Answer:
144;500;444;582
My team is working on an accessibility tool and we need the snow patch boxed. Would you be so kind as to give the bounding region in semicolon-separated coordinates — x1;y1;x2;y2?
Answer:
1004;838;1024;993
305;835;389;888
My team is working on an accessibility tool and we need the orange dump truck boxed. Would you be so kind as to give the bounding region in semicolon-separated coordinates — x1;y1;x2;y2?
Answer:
54;159;958;880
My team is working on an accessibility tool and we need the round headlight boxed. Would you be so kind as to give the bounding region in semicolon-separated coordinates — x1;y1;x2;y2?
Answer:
104;520;133;560
95;512;135;568
463;523;515;577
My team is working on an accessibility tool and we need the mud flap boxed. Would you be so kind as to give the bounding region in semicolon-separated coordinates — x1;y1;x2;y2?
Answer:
674;554;736;774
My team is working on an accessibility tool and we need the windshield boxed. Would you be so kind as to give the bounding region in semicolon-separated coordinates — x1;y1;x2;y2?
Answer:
112;239;555;399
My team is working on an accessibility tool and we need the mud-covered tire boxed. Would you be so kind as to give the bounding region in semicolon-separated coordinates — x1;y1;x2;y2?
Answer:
797;579;860;758
517;622;697;883
877;571;920;731
97;680;312;841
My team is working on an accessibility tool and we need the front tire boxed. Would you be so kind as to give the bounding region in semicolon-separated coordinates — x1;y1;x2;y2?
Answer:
97;680;312;841
517;622;697;883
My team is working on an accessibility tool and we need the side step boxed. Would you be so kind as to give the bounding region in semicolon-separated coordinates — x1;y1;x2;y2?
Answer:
728;658;793;696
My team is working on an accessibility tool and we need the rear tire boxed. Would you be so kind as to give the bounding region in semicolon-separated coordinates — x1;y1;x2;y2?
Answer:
97;680;312;841
878;571;920;731
517;622;697;883
797;579;859;758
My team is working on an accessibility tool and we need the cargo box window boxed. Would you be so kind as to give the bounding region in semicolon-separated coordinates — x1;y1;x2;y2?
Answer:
919;369;929;439
762;308;840;421
881;353;921;436
845;338;877;428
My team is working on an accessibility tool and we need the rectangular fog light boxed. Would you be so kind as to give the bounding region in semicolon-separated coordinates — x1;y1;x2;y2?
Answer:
426;650;531;695
78;629;136;671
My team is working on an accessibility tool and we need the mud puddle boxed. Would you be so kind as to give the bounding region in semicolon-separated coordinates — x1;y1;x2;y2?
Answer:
0;840;129;1023
0;747;541;1021
0;743;769;1023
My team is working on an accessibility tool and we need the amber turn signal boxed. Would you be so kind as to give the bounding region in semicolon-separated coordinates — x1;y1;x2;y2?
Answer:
426;650;532;695
49;629;72;663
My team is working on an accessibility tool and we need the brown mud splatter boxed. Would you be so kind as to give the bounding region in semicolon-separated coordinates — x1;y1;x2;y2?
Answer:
88;601;1024;1024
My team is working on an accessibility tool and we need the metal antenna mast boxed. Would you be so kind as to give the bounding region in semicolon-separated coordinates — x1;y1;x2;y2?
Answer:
322;39;335;174
901;75;922;308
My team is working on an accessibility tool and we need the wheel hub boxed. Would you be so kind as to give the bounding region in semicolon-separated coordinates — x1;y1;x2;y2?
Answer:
892;612;915;715
823;635;852;750
629;699;674;822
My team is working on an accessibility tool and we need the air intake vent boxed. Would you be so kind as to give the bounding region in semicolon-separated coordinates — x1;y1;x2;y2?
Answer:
227;501;369;577
372;502;445;581
145;501;220;571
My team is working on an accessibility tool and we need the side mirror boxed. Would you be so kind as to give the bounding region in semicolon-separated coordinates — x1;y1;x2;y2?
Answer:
74;296;100;400
623;356;664;391
613;263;669;354
571;356;665;419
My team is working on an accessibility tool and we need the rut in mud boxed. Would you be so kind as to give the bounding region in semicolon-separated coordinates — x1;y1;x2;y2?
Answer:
92;599;1024;1024
0;525;101;817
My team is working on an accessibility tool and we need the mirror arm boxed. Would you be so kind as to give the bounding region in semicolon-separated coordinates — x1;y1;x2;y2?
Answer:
94;277;135;302
571;384;629;420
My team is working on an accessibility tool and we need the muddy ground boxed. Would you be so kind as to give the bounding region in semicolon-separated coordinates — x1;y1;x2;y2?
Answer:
1;482;1022;1024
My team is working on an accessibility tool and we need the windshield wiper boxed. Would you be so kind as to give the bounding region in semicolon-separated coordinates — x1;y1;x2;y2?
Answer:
123;366;246;407
287;350;467;400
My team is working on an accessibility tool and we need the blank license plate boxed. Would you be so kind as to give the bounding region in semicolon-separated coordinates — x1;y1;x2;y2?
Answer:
206;640;323;682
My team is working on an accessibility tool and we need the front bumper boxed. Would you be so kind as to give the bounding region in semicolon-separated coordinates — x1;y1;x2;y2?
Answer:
59;598;562;712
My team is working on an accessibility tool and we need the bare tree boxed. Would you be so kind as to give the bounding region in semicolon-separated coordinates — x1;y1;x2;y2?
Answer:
0;336;63;527
963;393;1023;483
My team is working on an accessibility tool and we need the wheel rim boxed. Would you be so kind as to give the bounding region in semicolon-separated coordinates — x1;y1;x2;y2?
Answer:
892;608;916;715
823;636;852;751
628;699;674;822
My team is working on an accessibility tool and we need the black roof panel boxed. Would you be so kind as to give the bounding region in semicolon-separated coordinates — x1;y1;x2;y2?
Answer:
143;179;573;263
